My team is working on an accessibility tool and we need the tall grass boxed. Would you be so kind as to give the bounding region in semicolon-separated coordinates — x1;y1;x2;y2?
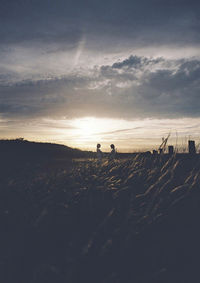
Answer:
1;154;200;283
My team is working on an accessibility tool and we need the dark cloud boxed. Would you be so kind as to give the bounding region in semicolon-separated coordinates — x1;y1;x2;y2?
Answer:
0;0;200;48
111;56;164;69
1;0;200;122
0;55;200;120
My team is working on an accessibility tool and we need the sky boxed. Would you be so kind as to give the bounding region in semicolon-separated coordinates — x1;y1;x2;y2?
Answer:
0;0;200;151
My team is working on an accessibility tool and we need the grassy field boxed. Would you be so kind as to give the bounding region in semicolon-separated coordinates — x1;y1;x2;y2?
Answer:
1;153;200;283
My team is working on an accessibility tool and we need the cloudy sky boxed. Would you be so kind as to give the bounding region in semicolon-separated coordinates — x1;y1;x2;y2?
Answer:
0;0;200;151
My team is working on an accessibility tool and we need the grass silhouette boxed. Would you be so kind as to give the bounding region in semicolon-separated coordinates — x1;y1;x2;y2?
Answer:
0;145;200;283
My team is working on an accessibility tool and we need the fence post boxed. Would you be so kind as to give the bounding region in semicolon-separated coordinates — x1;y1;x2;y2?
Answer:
168;145;174;155
188;140;196;154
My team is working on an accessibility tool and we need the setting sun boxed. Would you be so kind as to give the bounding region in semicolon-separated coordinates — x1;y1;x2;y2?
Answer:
72;117;100;138
69;117;115;150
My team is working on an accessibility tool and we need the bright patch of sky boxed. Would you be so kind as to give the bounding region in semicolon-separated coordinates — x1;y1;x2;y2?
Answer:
1;116;200;152
1;0;200;151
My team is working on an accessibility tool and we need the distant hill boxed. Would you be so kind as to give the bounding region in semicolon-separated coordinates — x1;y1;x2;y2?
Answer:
0;139;94;160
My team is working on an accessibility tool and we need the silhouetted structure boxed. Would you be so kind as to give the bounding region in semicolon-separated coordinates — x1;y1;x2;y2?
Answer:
188;140;196;154
168;145;174;155
159;133;170;154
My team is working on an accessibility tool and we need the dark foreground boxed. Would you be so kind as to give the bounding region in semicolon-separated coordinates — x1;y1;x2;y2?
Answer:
1;154;200;283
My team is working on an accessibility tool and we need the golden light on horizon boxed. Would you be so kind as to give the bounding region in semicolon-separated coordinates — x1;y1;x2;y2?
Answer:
70;117;114;149
66;117;200;152
68;117;146;151
1;116;200;152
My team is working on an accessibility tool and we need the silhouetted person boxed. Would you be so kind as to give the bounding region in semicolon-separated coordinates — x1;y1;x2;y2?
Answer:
109;144;116;161
96;143;103;164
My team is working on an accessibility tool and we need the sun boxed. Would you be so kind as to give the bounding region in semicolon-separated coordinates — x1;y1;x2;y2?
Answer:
79;118;97;136
68;116;140;151
72;117;104;140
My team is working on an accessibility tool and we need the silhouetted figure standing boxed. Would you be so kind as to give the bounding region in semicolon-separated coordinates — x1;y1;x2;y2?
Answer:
109;144;116;161
96;143;103;164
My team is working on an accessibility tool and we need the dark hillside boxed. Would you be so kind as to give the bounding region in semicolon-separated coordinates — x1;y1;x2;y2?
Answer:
0;139;93;160
0;139;94;184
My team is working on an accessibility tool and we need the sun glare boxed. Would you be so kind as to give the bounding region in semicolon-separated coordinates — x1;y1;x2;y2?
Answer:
68;117;144;151
48;117;200;152
69;117;119;150
72;117;106;139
